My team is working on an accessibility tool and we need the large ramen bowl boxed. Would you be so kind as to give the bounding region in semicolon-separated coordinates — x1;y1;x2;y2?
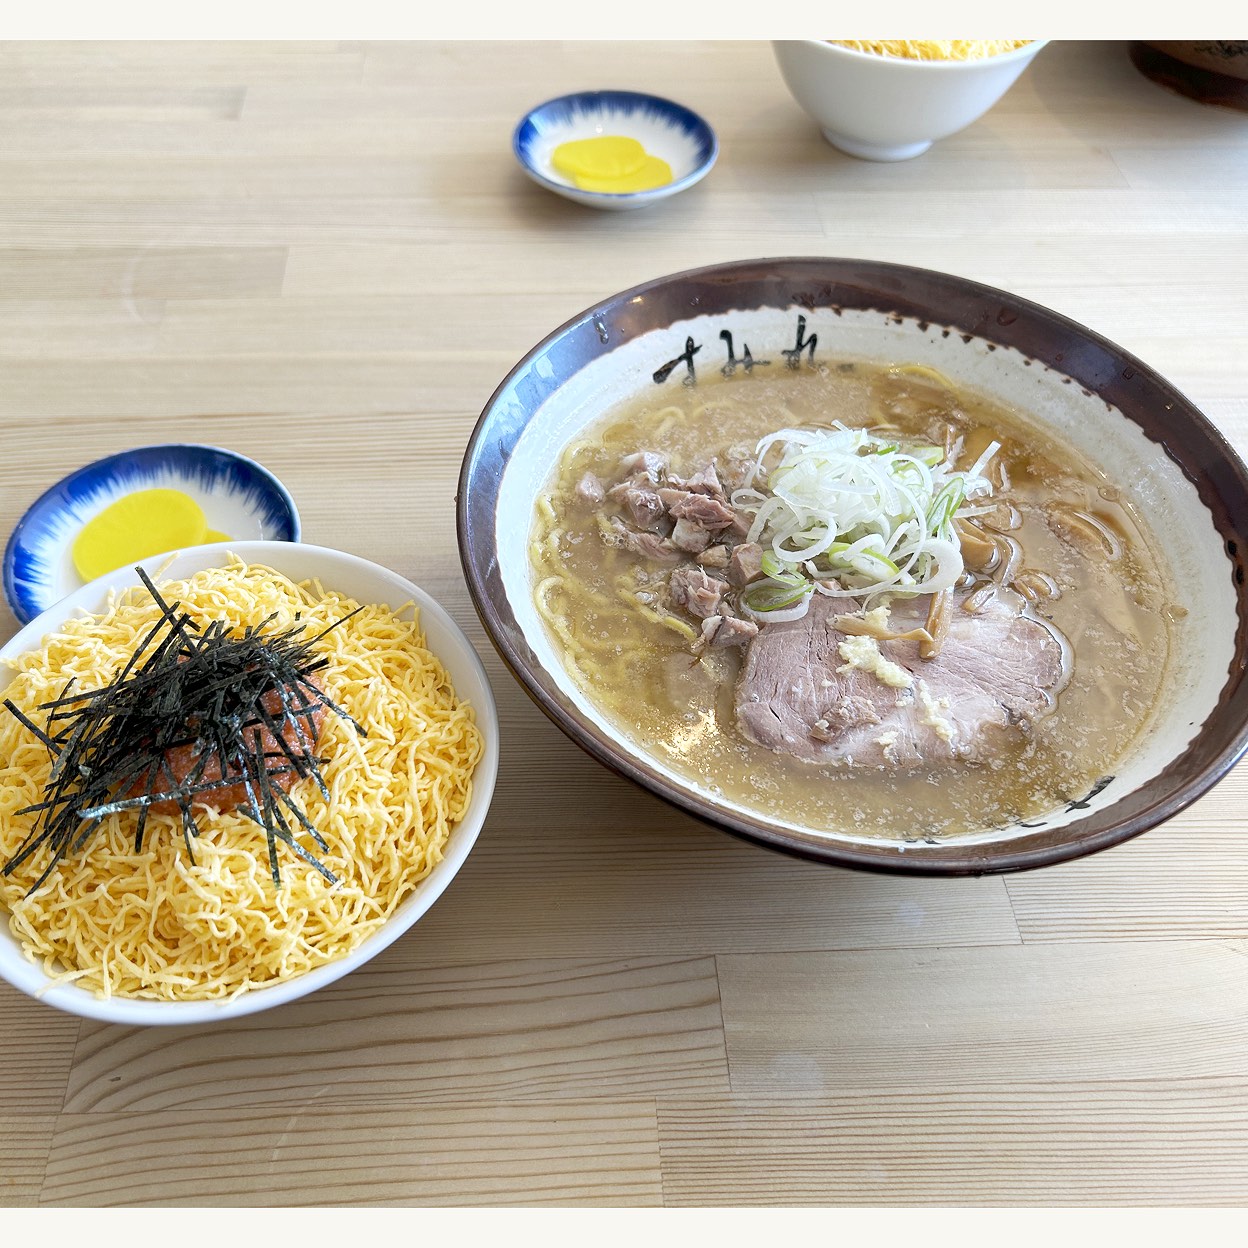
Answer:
458;257;1248;875
0;541;499;1024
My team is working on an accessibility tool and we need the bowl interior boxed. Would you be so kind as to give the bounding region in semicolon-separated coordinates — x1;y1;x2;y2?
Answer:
4;444;301;625
0;540;499;1024
460;258;1248;874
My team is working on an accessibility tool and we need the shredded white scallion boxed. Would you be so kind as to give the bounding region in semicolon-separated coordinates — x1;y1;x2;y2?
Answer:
730;423;998;618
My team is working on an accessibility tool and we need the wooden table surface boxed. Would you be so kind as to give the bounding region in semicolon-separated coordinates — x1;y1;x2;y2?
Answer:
2;39;1247;1209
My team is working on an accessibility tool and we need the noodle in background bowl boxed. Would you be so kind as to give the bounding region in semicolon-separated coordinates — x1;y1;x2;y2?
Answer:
458;256;1248;876
0;541;499;1025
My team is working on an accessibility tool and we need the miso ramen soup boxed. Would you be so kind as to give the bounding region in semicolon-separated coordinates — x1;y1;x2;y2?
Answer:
529;360;1178;840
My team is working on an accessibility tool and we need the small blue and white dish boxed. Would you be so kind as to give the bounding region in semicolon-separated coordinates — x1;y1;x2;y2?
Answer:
3;444;300;624
513;90;718;211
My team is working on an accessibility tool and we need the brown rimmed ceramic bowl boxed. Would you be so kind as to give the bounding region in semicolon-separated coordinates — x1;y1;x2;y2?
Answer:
457;257;1248;875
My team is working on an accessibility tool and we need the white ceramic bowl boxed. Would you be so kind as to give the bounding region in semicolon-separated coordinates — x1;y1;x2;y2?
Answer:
772;39;1049;161
0;541;499;1025
513;90;718;211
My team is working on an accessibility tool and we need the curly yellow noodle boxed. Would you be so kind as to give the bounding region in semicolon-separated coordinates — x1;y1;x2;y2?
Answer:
658;615;698;641
689;400;749;422
829;40;1031;61
557;438;598;476
619;587;661;622
893;363;958;390
652;404;685;422
0;560;483;1002
650;405;686;440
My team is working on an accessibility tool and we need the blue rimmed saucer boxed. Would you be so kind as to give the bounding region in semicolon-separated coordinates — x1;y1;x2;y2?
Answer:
3;444;300;624
513;90;718;211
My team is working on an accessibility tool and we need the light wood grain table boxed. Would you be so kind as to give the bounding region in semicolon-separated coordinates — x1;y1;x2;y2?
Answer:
1;39;1247;1209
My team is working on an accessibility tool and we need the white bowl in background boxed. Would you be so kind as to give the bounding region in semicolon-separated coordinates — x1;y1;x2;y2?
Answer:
772;39;1049;161
0;541;499;1025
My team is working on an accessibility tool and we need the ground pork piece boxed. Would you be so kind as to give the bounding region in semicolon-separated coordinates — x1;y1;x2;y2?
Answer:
717;446;757;492
661;489;736;531
608;517;683;562
711;615;759;646
697;545;731;569
617;451;665;482
610;480;666;531
727;542;764;586
575;471;605;506
671;518;713;553
668;564;730;619
695;614;759;652
667;462;725;498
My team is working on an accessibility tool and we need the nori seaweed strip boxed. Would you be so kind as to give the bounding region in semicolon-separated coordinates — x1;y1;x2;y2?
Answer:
132;760;159;854
252;729;337;886
2;698;58;752
2;566;361;895
290;673;367;738
178;800;198;861
76;755;305;818
45;706;94;786
301;602;368;648
37;606;170;714
134;567;197;652
250;688;319;781
37;605;193;722
273;786;331;853
3;811;64;875
241;727;282;888
23;820;86;895
269;678;332;802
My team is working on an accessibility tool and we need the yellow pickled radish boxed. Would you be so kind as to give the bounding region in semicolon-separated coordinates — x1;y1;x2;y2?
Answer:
203;529;232;543
551;135;647;181
71;488;209;582
574;154;673;193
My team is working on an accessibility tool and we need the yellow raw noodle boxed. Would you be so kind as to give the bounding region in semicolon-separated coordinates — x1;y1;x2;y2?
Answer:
829;40;1032;61
893;363;958;389
0;560;483;1002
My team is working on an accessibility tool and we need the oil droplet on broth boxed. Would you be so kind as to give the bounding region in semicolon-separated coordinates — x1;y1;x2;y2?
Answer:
71;488;229;581
551;134;673;193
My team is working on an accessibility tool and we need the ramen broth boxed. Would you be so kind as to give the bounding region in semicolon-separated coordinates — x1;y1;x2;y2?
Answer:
529;361;1175;839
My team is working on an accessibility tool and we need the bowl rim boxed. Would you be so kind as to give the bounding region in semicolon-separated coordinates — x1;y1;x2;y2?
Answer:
779;38;1051;69
457;254;1248;876
2;442;302;625
0;539;500;1024
511;88;719;203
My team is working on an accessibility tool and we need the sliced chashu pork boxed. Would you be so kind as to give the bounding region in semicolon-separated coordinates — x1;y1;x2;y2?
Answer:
735;590;1070;768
